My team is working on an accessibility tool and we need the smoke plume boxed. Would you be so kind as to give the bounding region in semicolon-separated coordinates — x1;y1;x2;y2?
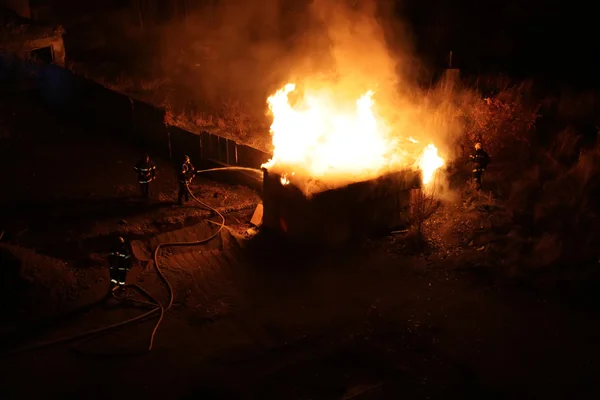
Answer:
160;0;464;164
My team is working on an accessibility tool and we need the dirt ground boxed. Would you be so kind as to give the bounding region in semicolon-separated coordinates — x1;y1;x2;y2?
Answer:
2;94;600;400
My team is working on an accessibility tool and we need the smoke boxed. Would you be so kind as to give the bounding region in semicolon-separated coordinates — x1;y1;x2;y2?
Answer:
160;1;406;108
291;0;463;162
160;0;465;169
159;0;306;115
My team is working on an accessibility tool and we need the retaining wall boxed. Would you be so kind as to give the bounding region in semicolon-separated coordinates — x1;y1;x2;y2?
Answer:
0;56;270;191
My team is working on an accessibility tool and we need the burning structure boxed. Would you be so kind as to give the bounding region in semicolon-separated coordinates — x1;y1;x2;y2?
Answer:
0;7;65;66
250;1;455;244
259;82;446;245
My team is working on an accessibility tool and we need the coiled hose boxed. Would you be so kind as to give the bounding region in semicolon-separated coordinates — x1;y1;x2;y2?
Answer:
2;167;263;356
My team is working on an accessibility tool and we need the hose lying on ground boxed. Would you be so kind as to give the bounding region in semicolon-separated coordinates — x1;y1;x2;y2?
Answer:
2;167;261;356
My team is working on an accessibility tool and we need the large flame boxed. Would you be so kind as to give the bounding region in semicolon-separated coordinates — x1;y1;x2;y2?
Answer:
418;144;445;185
262;83;445;190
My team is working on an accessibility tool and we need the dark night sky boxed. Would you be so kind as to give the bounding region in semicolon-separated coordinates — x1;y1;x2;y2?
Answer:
401;0;598;84
41;0;600;86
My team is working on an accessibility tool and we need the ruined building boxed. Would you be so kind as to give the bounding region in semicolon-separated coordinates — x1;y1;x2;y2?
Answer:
0;0;52;21
0;7;65;66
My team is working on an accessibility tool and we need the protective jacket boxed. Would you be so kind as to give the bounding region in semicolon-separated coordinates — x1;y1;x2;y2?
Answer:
109;242;132;285
470;148;490;172
134;159;157;184
179;161;196;183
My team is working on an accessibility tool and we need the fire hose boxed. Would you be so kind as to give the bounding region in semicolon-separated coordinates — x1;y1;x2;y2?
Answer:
2;167;263;356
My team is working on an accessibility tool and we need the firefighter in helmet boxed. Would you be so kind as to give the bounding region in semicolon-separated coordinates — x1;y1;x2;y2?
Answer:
108;236;132;290
134;153;157;199
469;142;490;191
178;155;196;205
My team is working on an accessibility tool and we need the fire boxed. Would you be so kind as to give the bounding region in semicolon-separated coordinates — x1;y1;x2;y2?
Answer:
262;83;445;190
418;144;445;185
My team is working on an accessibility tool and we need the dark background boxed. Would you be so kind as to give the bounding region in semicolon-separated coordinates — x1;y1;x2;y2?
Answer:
60;0;598;87
5;0;593;88
400;0;597;87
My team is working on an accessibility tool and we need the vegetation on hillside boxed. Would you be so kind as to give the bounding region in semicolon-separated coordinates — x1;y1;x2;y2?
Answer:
416;78;600;287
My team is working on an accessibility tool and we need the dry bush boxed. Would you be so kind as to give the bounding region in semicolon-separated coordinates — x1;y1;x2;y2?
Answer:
463;188;500;213
163;99;272;152
139;77;168;92
188;110;216;128
447;81;600;283
490;128;600;276
103;75;170;99
411;189;435;233
163;108;189;128
104;73;136;93
458;82;540;162
215;98;271;149
408;187;440;252
476;74;513;93
215;98;253;135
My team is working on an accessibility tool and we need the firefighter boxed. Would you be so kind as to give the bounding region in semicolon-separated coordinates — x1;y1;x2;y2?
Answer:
469;142;490;191
108;236;132;290
134;154;157;199
178;155;196;205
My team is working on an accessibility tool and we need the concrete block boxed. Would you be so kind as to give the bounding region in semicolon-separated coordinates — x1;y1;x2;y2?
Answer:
250;203;264;227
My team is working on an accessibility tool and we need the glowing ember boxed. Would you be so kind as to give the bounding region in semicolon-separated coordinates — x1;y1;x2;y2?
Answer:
262;83;445;190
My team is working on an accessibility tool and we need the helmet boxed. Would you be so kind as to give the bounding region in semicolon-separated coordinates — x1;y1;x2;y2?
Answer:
474;143;482;150
117;236;125;244
143;153;149;160
183;155;190;163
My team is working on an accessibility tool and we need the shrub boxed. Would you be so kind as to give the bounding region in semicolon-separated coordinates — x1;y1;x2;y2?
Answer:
495;130;600;274
444;78;600;284
458;83;540;162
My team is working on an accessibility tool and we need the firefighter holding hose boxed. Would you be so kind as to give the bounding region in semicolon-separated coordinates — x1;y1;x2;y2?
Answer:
469;142;490;191
134;153;157;199
108;236;132;291
178;155;196;205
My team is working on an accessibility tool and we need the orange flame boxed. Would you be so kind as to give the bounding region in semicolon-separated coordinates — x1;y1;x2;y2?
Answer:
262;83;445;190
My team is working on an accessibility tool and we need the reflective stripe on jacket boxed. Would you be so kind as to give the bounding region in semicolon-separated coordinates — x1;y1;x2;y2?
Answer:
179;162;195;183
469;149;490;169
135;161;156;183
108;252;131;259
